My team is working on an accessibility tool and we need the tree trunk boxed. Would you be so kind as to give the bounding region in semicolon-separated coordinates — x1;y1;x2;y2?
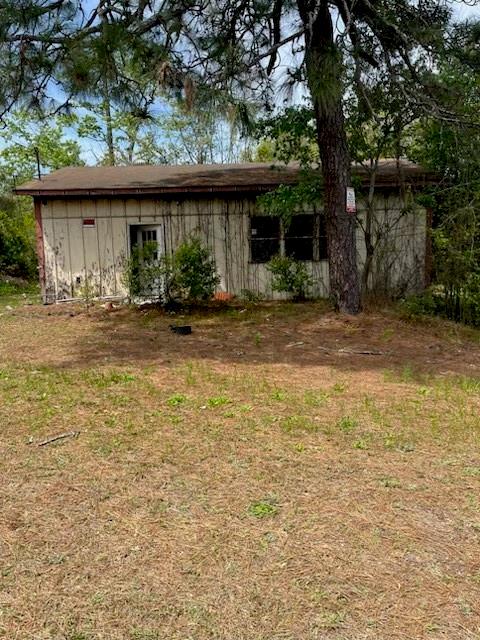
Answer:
102;86;116;166
297;0;361;313
361;164;378;296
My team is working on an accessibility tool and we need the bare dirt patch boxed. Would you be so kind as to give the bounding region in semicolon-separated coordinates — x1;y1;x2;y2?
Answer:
0;302;479;639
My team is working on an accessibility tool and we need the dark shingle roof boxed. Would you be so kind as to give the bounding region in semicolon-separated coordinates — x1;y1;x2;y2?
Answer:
15;160;436;197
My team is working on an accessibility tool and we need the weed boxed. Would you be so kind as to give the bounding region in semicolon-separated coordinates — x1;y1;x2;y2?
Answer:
303;389;329;407
167;393;187;407
353;438;369;450
90;592;105;606
456;376;480;394
464;466;480;477
380;328;395;342
83;370;136;388
207;396;230;408
129;630;160;640
248;497;279;518
337;416;358;433
315;611;345;629
397;442;416;453
418;386;432;396
281;415;315;432
184;362;196;385
254;332;262;347
379;476;402;488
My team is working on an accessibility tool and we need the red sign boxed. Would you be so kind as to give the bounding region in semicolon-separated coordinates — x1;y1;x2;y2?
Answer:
83;218;95;227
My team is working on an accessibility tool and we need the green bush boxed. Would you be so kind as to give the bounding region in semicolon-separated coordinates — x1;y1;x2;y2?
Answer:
266;255;313;300
0;197;37;280
399;291;438;320
123;236;219;305
172;237;219;302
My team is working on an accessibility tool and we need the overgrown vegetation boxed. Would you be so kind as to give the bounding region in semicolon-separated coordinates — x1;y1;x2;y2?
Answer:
123;237;219;305
0;196;37;279
266;255;313;301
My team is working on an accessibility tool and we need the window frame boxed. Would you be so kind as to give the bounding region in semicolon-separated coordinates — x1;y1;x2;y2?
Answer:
249;212;327;263
249;215;281;264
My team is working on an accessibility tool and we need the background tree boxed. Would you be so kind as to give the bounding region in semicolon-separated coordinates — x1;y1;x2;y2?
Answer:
0;111;83;279
406;22;480;325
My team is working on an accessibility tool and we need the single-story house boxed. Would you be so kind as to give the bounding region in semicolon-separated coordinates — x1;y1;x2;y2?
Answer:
15;160;435;304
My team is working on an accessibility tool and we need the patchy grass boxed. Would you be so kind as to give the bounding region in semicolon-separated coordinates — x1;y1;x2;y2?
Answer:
0;279;40;310
0;300;479;639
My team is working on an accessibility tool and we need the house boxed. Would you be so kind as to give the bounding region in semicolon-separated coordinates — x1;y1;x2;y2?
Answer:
15;161;435;304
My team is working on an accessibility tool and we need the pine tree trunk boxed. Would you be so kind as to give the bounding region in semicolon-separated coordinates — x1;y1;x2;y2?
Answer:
102;83;116;167
297;0;361;313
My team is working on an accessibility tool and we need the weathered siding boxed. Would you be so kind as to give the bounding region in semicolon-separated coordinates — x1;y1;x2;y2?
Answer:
39;193;426;303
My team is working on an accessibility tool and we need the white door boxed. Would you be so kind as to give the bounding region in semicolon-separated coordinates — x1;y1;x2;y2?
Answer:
134;225;163;298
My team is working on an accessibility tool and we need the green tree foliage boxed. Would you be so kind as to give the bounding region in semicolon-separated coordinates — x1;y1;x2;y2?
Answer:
0;111;83;280
0;196;37;279
1;1;478;313
77;98;251;166
0;111;83;187
405;23;480;325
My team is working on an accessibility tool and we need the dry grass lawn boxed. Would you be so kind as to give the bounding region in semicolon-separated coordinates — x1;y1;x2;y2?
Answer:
0;299;479;640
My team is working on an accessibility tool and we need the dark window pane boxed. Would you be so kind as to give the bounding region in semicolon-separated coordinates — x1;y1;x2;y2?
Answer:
251;238;280;263
285;237;314;261
250;216;280;263
319;237;327;260
251;216;280;238
318;215;327;260
285;214;314;261
286;214;314;238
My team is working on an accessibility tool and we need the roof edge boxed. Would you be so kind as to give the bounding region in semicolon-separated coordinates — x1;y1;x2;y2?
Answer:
15;176;438;198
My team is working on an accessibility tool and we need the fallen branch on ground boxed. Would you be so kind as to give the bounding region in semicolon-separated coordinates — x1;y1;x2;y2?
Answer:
318;346;388;356
33;431;81;447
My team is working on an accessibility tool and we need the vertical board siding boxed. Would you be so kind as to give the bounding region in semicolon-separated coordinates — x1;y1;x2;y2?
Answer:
42;216;58;302
40;193;427;302
80;199;101;297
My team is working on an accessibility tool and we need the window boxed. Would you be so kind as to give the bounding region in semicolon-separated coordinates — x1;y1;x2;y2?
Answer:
318;215;328;261
250;216;280;263
141;228;158;261
249;213;327;262
285;215;314;261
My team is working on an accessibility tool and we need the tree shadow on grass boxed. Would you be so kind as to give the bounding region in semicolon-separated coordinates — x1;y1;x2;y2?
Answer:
52;302;480;382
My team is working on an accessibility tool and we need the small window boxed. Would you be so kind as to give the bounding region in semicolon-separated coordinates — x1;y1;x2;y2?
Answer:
141;228;158;261
285;215;314;261
250;216;280;263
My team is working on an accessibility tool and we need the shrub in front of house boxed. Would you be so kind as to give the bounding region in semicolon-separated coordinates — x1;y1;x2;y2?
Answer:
124;237;219;306
266;255;313;301
172;237;220;303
